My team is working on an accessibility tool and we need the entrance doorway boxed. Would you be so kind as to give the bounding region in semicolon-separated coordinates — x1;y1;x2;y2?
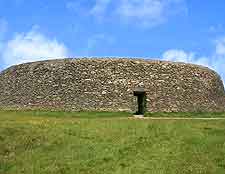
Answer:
133;87;146;115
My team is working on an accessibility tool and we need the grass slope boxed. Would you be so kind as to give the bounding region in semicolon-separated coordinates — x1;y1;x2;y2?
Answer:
0;111;225;174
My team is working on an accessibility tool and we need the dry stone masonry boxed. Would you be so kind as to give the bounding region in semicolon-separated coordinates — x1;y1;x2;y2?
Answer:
0;58;224;112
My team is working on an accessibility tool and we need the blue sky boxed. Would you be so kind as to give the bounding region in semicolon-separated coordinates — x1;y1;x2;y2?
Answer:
0;0;225;83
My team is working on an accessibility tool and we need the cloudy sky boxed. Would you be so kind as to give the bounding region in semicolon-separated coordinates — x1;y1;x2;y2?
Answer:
0;0;225;83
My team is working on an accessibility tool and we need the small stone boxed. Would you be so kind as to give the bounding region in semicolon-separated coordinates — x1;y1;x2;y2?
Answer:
102;91;107;94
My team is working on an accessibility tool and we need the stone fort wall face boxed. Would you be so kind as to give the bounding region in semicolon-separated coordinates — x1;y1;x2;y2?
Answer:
0;58;224;112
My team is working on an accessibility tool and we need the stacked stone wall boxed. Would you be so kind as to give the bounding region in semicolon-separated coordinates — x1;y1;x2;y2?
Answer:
0;58;224;112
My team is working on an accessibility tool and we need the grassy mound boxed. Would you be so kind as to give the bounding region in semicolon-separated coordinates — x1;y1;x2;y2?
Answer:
0;111;225;174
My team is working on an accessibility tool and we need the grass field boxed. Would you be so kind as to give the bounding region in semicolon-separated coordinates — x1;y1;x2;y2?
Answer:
0;111;225;174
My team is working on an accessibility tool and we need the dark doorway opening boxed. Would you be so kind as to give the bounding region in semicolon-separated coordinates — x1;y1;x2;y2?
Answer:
134;88;146;115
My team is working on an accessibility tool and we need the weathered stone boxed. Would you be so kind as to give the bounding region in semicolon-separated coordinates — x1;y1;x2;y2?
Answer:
0;58;224;112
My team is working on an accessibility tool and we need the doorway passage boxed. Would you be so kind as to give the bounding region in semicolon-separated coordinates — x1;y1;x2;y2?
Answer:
133;87;146;115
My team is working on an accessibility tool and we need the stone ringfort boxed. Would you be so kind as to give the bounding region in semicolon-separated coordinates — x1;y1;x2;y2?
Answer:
0;58;224;112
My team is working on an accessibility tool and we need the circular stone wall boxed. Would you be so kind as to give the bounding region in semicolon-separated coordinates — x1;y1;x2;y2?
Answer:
0;58;224;112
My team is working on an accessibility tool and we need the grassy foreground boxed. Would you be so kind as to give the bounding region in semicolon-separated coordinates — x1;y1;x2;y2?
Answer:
145;112;225;118
0;111;225;174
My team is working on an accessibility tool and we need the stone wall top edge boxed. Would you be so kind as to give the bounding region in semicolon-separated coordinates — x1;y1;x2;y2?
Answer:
0;57;216;75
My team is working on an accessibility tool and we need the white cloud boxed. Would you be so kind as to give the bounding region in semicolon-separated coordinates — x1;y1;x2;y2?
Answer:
162;49;211;67
162;49;194;63
1;27;69;67
162;44;225;84
90;0;187;27
215;37;225;56
117;0;165;26
213;37;225;84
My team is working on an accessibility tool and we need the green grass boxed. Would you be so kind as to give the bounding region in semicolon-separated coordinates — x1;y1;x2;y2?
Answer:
145;112;225;118
0;111;225;174
1;110;225;119
0;110;132;118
